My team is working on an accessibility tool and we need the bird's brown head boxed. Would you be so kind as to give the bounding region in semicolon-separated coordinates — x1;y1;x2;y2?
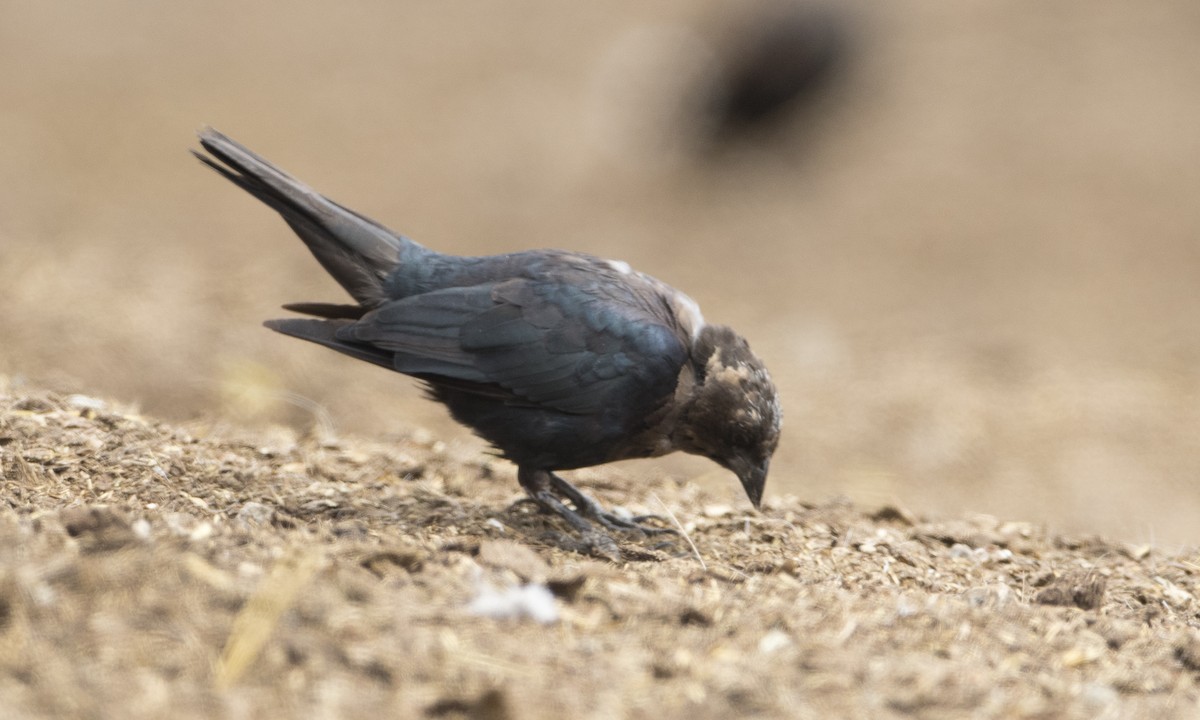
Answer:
676;325;781;509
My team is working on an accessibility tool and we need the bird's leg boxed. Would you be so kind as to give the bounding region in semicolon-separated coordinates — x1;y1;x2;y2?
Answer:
516;467;622;560
547;472;676;536
516;468;594;534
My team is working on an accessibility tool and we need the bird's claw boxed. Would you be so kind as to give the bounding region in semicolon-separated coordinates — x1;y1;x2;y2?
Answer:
546;473;677;537
589;509;676;536
508;472;680;559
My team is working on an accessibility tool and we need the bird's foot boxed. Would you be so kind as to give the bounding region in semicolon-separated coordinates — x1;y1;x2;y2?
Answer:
546;473;677;537
511;469;680;560
518;491;623;561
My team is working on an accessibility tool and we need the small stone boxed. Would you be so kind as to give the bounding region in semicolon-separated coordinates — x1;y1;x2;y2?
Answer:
949;543;975;560
131;518;153;541
189;521;214;542
66;394;107;411
467;581;559;624
234;501;276;530
758;629;792;654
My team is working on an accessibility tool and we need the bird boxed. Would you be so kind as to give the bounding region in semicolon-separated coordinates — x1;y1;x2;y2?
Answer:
702;3;847;141
194;128;781;556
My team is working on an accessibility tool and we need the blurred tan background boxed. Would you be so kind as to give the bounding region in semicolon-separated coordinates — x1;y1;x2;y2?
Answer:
3;0;1199;545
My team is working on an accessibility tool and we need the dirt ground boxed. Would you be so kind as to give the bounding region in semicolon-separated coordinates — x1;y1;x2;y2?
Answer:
4;383;1200;719
4;1;1200;717
4;0;1200;545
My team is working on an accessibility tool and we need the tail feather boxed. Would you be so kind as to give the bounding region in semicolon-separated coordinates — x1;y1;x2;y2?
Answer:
264;318;396;371
282;302;368;320
195;127;423;306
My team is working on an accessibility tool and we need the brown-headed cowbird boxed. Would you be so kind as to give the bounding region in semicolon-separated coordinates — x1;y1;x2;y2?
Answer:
194;128;781;554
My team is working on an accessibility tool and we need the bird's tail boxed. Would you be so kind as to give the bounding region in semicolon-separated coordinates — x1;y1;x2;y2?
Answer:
194;127;425;306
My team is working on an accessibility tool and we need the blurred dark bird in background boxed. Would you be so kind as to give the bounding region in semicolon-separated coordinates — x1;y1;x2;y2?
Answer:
701;2;849;143
194;128;781;557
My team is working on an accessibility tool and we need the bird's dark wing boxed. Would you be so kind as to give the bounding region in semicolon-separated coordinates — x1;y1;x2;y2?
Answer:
331;278;688;416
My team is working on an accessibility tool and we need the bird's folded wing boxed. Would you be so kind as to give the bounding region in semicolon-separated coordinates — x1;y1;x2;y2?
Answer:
337;279;687;415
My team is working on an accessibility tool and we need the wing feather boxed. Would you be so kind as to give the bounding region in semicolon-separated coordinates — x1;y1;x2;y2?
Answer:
281;274;687;416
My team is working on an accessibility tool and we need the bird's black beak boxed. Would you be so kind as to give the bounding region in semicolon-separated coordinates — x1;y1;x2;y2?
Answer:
735;458;769;510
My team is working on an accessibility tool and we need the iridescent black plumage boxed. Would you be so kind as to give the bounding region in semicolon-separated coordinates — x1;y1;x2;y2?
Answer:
195;128;781;556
